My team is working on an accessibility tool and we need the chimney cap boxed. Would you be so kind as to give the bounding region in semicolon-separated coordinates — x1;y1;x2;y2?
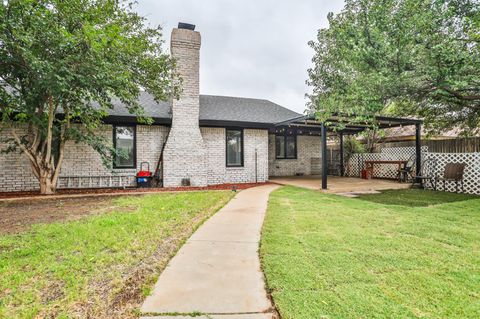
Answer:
178;22;195;31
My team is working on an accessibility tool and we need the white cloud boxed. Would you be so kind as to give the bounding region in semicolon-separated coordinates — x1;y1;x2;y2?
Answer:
136;0;345;113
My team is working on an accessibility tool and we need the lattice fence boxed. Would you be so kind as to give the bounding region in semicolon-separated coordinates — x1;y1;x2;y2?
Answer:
346;147;428;179
346;147;480;195
423;152;480;195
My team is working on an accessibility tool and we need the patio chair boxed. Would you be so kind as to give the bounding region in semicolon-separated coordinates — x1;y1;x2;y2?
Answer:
436;163;467;193
397;154;416;182
411;158;437;189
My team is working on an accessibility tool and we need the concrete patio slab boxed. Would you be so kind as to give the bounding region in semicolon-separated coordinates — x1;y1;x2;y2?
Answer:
271;175;411;194
141;184;279;317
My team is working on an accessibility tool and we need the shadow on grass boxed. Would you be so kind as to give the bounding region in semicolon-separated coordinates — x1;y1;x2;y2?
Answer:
356;189;478;207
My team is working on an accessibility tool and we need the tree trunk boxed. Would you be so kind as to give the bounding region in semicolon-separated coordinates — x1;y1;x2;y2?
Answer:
39;175;55;195
38;170;56;195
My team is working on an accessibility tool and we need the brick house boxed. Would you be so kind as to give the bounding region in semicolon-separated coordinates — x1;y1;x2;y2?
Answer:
1;24;332;192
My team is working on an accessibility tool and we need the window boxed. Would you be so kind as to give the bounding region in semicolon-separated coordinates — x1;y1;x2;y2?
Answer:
275;133;297;159
113;125;136;168
226;129;243;167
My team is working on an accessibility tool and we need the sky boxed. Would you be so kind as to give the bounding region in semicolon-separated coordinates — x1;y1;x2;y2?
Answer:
135;0;345;114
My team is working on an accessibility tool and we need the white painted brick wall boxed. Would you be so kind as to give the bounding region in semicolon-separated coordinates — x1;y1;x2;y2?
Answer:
0;123;269;192
268;134;322;176
0;126;39;192
0;124;169;192
201;127;269;184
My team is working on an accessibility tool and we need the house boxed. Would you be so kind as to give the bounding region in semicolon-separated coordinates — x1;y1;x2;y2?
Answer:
1;23;331;192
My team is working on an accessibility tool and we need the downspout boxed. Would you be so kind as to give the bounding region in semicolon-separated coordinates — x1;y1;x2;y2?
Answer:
255;148;258;183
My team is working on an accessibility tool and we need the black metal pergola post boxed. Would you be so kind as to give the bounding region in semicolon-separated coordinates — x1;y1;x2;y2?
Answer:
339;132;344;177
321;122;328;189
415;123;422;185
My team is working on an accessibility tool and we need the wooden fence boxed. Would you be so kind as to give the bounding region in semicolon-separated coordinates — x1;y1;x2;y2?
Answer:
375;137;480;153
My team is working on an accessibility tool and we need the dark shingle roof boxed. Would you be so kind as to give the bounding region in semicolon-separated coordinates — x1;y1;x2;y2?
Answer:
199;95;301;124
109;92;172;119
108;92;301;126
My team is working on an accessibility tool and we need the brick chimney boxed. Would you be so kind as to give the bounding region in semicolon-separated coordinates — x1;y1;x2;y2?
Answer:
162;23;207;187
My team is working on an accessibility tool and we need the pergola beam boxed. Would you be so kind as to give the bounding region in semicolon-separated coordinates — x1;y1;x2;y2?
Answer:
275;114;423;133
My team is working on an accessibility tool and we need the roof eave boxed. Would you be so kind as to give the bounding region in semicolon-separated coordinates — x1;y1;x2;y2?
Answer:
199;119;273;129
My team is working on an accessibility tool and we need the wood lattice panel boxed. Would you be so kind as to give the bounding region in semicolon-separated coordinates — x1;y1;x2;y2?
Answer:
424;152;480;195
346;147;428;179
346;147;480;195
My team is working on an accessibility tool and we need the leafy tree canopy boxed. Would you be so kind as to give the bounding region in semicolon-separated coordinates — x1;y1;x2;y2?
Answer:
0;0;177;194
307;0;480;135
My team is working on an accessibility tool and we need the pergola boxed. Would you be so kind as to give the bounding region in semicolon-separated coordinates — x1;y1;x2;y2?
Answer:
273;114;424;189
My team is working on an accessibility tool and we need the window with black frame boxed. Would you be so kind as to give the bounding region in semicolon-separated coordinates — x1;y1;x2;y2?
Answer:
226;129;243;167
113;125;136;168
275;133;297;159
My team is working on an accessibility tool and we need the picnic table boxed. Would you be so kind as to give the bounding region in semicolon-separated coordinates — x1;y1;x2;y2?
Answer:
364;160;407;179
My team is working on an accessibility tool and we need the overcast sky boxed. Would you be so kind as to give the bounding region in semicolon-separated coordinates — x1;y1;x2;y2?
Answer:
136;0;345;114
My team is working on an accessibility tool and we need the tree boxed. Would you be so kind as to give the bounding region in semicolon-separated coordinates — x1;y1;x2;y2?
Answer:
0;0;178;194
307;0;480;134
361;128;384;153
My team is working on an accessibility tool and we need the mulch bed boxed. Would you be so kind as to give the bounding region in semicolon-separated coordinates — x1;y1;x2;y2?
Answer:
0;182;272;200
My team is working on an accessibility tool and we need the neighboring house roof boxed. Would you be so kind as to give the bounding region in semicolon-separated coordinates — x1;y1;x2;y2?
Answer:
382;126;479;141
106;92;302;127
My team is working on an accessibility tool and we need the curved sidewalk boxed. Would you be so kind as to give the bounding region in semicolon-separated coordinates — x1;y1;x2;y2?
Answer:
141;184;279;319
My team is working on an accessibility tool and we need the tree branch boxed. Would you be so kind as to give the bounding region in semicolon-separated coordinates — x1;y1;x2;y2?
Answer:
44;94;54;168
441;87;480;101
10;128;41;178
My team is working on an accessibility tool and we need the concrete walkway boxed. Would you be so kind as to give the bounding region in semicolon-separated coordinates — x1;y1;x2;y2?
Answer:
141;184;279;319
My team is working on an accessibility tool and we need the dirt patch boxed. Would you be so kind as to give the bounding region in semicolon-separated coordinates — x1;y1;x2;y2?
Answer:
0;182;272;200
0;196;120;234
0;183;269;234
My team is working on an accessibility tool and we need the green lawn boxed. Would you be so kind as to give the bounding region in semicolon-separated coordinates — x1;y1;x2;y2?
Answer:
260;187;480;319
0;191;233;319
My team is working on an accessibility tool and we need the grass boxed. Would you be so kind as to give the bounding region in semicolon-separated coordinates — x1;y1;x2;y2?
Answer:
260;186;480;319
0;191;234;319
358;188;479;207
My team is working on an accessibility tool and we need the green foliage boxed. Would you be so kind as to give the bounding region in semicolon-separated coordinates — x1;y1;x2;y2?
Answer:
308;0;480;134
344;135;365;157
0;191;233;318
0;0;178;192
261;186;480;318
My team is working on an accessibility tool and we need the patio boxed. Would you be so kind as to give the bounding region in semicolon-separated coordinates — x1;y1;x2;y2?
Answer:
273;114;423;189
270;175;411;195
